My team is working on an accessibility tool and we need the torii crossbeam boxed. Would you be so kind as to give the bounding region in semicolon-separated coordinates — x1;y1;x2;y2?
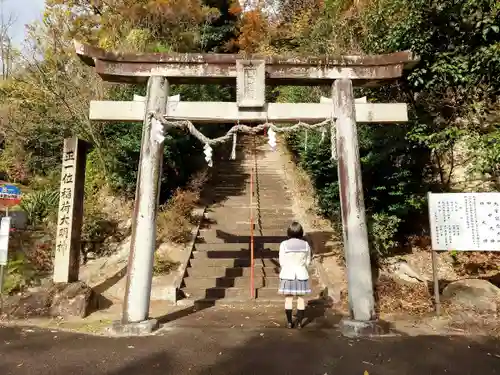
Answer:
66;41;418;336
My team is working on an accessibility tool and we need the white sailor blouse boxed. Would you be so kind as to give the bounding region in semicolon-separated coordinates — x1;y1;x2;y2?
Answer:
278;238;312;281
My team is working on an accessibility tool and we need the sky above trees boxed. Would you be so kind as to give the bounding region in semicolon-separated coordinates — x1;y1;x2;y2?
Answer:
2;0;44;46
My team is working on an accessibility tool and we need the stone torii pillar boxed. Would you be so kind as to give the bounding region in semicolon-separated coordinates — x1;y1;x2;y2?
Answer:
333;79;376;334
322;91;376;333
117;76;169;332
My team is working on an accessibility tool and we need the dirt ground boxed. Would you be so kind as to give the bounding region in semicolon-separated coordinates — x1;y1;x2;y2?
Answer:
1;320;500;375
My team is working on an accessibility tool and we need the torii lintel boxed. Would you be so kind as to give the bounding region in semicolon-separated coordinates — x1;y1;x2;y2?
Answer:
74;41;419;86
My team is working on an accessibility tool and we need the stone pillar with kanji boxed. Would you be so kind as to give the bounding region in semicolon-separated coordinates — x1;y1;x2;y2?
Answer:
53;137;89;283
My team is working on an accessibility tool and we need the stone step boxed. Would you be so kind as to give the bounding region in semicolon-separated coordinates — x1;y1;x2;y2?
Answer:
208;201;293;208
197;230;288;237
212;193;291;199
198;225;288;236
199;224;292;232
211;170;282;174
190;258;282;268
204;209;293;217
185;266;279;278
211;182;289;188
214;165;284;170
194;243;280;251
181;286;277;300
189;258;282;268
201;220;294;229
195;236;287;244
224;188;290;192
188;258;248;268
208;197;292;204
213;169;282;173
195;238;287;245
191;249;279;259
197;231;286;238
183;276;280;289
208;202;288;207
213;163;283;169
210;204;291;209
210;179;283;184
202;219;292;225
210;189;291;195
183;297;284;306
199;224;293;232
182;284;322;301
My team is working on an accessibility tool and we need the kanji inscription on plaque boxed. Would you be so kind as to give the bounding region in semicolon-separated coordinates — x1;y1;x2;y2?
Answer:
236;60;265;108
428;192;500;251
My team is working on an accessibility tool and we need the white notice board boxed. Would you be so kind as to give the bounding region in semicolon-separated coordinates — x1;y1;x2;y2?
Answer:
0;217;11;265
428;192;500;251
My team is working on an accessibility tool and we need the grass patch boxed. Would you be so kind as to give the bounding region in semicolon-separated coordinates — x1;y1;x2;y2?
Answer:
153;253;180;276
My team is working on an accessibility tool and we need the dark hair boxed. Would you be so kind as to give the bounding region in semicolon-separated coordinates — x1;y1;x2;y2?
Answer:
287;221;304;239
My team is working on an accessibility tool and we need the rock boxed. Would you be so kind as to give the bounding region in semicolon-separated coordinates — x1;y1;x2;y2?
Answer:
2;281;96;319
386;260;427;284
3;290;52;318
50;281;95;318
86;252;97;260
442;279;500;313
318;287;337;306
0;211;28;230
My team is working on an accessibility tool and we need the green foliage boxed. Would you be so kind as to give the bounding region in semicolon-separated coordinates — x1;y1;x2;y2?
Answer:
361;0;500;185
4;253;35;294
20;189;59;227
368;213;402;258
286;129;340;218
84;149;108;196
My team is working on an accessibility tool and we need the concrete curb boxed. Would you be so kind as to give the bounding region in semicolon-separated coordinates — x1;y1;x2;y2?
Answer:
171;206;207;304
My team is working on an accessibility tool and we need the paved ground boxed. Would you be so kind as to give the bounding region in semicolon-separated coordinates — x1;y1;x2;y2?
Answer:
1;306;499;375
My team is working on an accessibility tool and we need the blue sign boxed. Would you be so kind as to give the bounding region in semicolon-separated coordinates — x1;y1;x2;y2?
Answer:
0;184;22;207
0;184;20;195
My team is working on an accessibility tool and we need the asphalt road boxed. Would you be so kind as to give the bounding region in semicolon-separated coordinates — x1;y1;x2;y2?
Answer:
1;324;499;375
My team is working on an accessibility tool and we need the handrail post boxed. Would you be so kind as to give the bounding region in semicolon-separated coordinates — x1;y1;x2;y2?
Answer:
250;138;255;299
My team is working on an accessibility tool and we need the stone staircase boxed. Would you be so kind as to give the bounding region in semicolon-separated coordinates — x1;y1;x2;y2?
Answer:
179;135;320;305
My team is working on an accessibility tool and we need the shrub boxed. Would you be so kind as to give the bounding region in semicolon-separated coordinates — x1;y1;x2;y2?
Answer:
156;171;207;244
20;189;59;227
368;212;402;259
4;252;36;294
81;203;119;257
157;189;199;243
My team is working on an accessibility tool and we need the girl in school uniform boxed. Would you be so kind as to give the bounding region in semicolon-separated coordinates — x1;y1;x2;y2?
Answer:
278;221;312;329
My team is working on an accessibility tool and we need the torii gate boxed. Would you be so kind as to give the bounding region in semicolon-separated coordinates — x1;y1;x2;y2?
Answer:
66;41;417;335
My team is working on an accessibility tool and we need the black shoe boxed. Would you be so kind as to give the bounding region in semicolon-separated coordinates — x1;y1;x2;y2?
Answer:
296;309;305;329
285;309;293;328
